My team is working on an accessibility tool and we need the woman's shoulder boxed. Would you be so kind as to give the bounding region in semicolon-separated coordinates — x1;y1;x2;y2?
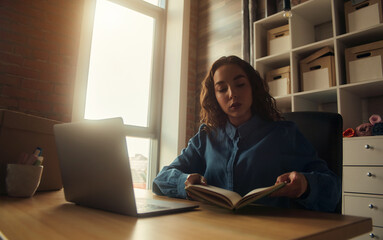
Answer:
196;124;223;138
186;124;222;149
192;123;227;141
196;123;208;136
188;124;210;142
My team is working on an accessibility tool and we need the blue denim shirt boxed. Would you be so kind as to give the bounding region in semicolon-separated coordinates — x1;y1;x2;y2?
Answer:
153;115;341;212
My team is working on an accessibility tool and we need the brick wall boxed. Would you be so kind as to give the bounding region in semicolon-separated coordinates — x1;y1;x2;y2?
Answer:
186;0;243;145
0;0;84;122
186;0;199;145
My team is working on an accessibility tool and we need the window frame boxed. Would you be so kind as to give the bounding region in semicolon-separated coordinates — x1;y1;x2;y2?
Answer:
72;0;166;188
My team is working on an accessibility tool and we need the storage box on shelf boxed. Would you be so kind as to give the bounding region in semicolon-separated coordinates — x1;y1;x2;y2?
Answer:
253;15;289;59
267;24;290;56
345;40;383;84
344;0;383;33
300;46;336;92
266;66;291;97
343;135;383;240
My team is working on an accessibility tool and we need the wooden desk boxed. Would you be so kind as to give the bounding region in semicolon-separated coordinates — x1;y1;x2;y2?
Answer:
0;190;371;240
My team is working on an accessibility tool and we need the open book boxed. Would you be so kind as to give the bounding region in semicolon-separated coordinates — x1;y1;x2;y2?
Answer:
185;182;286;210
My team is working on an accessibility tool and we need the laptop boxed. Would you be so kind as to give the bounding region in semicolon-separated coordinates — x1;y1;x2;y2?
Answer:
53;117;198;217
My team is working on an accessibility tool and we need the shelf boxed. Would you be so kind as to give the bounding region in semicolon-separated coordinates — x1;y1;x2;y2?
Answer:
254;11;287;29
340;79;383;98
290;0;334;48
254;52;290;78
294;87;337;102
292;38;334;56
274;95;292;113
252;0;383;130
294;88;338;113
255;51;290;65
292;0;332;26
336;23;383;47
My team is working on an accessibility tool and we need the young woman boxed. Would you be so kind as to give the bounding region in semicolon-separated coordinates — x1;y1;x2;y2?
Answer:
152;56;341;212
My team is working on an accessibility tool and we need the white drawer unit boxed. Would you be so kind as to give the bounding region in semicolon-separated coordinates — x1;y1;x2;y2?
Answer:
343;136;383;165
352;227;383;240
344;195;383;226
343;167;383;194
343;136;383;239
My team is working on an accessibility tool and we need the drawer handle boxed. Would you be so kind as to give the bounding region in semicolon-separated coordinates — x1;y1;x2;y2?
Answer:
369;233;375;238
368;204;374;209
366;172;373;177
365;144;373;149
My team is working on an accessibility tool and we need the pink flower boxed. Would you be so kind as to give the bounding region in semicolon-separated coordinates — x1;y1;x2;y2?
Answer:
369;114;382;125
356;123;372;136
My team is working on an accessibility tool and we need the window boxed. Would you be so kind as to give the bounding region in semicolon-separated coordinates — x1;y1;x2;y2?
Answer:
73;0;165;189
142;0;163;7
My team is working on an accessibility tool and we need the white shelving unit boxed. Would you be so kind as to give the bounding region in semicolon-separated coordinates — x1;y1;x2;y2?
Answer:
253;0;383;131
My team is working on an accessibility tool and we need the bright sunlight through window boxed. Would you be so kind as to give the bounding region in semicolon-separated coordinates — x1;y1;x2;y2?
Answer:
85;0;154;127
143;0;159;6
84;0;159;189
126;137;150;189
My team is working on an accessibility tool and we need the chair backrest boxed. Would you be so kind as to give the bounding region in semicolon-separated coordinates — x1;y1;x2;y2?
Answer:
282;111;343;213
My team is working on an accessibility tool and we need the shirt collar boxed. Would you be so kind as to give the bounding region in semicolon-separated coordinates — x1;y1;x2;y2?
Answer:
224;114;267;140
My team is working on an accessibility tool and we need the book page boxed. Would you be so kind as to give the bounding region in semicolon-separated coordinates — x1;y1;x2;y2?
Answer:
186;185;243;207
187;190;234;209
237;182;286;209
243;186;274;197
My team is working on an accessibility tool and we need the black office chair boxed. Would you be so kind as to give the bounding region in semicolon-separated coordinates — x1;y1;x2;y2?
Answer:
282;111;343;213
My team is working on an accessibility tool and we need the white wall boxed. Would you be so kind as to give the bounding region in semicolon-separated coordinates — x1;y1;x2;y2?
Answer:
158;0;190;170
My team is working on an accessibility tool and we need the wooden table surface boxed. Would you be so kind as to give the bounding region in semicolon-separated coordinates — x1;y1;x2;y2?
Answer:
0;189;372;240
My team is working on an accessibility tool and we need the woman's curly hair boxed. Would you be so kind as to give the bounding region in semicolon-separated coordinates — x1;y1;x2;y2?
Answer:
200;55;282;131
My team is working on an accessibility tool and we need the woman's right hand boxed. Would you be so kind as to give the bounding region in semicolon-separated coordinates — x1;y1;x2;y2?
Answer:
184;173;208;187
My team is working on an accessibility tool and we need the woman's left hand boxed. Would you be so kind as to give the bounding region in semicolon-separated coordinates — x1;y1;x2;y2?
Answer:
270;171;308;198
